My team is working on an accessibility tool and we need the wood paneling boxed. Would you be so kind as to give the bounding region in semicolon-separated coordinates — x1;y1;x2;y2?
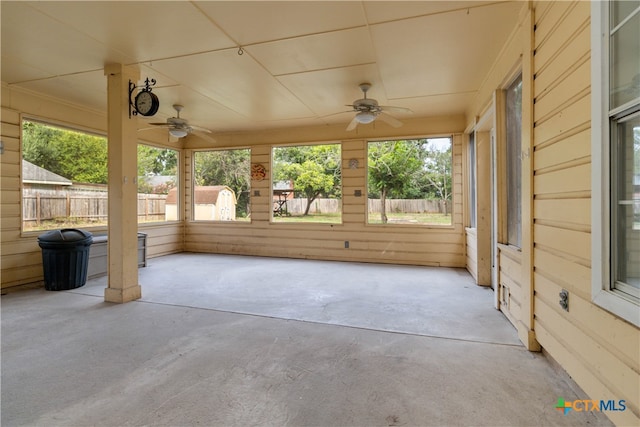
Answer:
498;245;522;325
182;134;466;268
530;2;640;424
466;228;478;281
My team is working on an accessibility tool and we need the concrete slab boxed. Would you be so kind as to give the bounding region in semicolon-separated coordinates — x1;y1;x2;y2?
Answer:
77;253;520;346
1;254;614;426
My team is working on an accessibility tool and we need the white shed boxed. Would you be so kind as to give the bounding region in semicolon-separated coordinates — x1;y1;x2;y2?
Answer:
165;186;237;221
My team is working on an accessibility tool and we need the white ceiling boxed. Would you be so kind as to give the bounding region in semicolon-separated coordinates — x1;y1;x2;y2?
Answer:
1;1;523;135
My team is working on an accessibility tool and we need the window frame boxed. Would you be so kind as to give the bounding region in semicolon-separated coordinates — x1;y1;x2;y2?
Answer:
191;147;252;223
366;136;454;227
20;117;109;233
504;73;523;249
468;132;477;228
137;142;180;224
270;142;342;224
591;1;640;327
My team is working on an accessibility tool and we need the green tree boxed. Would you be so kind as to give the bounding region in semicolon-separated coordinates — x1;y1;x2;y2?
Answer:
422;144;452;213
138;145;177;177
137;145;178;194
273;144;341;215
55;131;108;183
22;121;61;173
368;140;425;223
22;120;108;183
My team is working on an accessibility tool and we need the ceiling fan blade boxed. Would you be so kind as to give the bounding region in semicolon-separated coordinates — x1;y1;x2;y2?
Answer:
380;105;413;114
377;112;403;128
147;122;170;126
138;125;171;132
346;116;359;131
319;110;355;119
186;131;217;144
190;125;212;133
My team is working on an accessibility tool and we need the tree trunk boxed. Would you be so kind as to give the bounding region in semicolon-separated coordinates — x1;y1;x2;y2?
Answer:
304;193;319;215
380;187;388;224
441;199;448;215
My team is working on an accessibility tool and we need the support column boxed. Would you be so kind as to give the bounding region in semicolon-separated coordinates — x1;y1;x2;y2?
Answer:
517;7;541;351
104;63;141;303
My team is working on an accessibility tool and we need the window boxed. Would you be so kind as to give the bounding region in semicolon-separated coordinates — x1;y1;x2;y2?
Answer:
469;132;477;228
505;74;522;247
592;1;640;326
271;144;341;223
367;138;452;226
137;145;178;223
21;119;108;231
192;149;251;221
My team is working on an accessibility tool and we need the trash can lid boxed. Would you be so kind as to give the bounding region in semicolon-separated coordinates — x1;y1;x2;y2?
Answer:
38;228;93;243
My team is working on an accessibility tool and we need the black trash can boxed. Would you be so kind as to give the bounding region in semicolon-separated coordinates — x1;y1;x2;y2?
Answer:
38;229;93;291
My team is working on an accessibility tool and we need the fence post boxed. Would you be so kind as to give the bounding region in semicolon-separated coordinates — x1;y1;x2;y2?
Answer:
66;193;71;217
36;193;41;226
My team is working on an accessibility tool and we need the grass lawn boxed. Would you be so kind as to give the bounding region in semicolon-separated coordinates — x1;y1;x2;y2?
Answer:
273;212;452;225
369;212;452;225
273;213;342;224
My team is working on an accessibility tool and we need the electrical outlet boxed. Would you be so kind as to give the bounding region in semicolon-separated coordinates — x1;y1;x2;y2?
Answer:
501;285;509;308
559;289;569;312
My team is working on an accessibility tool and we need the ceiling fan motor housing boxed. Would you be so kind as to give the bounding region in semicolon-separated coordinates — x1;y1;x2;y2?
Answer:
353;98;381;113
167;117;188;126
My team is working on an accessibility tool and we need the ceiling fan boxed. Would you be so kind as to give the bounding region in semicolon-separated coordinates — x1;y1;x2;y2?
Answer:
340;83;412;131
141;104;213;139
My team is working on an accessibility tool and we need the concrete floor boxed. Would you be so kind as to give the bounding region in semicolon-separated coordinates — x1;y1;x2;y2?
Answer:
1;253;613;426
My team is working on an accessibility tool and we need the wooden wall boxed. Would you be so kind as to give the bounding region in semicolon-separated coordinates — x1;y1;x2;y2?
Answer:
0;87;184;290
532;1;639;425
0;107;41;288
183;132;466;268
464;2;639;424
466;3;532;336
465;228;478;281
466;129;492;286
498;245;523;327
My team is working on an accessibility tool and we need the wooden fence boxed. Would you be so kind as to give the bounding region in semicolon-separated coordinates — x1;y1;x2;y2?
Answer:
281;198;450;215
23;187;450;226
22;188;166;227
368;198;451;214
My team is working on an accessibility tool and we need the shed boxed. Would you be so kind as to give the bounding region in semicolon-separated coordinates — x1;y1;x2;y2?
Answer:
165;186;237;221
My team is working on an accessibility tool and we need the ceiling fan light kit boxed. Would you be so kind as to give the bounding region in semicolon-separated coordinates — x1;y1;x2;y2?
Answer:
355;111;376;124
169;128;188;138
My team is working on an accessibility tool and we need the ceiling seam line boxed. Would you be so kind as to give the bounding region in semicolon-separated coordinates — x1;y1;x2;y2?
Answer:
389;90;479;101
367;1;513;27
272;62;378;78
